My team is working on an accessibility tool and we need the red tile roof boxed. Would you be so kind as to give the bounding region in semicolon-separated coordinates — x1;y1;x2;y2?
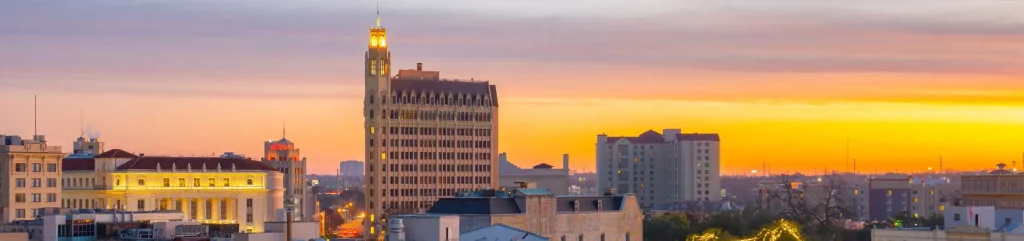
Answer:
116;156;276;172
676;133;720;141
93;149;138;159
62;158;95;171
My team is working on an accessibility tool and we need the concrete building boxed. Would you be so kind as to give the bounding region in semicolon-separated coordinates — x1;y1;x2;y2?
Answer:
340;160;364;177
386;214;460;241
960;164;1024;210
596;129;720;207
0;134;66;223
424;188;643;241
230;221;320;241
72;135;103;156
362;15;500;238
260;132;316;221
499;153;571;195
872;226;1024;241
61;149;284;233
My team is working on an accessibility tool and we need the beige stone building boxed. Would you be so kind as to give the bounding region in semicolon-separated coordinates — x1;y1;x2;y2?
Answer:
61;149;284;233
260;133;316;221
421;188;643;241
362;15;500;237
597;129;720;207
0;134;66;223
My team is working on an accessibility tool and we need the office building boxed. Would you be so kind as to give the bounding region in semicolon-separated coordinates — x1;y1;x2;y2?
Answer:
596;129;720;207
61;149;284;233
499;153;570;195
0;134;66;223
960;163;1024;209
260;132;315;221
362;15;500;237
340;160;364;177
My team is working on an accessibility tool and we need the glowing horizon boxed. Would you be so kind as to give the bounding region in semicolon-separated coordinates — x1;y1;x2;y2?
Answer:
1;0;1023;175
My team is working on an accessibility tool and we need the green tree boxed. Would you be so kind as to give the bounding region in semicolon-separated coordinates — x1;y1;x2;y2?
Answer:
644;213;693;241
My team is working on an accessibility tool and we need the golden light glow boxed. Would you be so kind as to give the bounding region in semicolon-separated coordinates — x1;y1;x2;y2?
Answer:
370;126;375;134
381;152;386;160
688;219;803;241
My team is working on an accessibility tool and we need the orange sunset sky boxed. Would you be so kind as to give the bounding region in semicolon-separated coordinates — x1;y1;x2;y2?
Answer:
2;0;1023;175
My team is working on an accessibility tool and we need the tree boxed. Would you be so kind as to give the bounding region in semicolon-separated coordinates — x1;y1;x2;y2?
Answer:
768;172;853;236
644;213;693;241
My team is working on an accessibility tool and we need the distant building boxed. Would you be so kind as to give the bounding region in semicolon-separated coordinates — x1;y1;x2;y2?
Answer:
72;135;103;156
339;160;364;177
597;129;720;207
0;134;66;223
960;163;1024;210
260;132;316;222
868;177;950;221
498;153;570;195
0;210;199;241
61;148;285;233
420;188;643;241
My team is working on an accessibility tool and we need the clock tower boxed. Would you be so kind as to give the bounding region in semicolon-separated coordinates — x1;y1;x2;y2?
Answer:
363;14;390;239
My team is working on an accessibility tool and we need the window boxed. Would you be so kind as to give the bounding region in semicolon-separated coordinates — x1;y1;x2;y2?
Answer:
16;178;25;188
31;163;41;172
47;178;57;187
224;178;230;187
209;178;215;187
601;233;606;241
179;178;185;187
47;163;57;172
163;178;170;187
626;233;631;241
32;193;41;203
194;178;200;187
246;213;253;223
954;213;961;221
15;194;25;203
561;236;567;241
579;235;584;241
247;178;253;186
31;178;41;187
138;200;145;210
246;198;253;207
15;209;25;218
137;178;145;186
47;193;56;202
15;163;25;172
205;200;213;219
1007;218;1013;224
116;179;121;186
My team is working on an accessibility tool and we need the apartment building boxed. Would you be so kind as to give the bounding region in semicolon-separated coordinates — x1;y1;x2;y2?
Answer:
596;129;720;207
867;177;950;221
0;134;66;223
362;15;500;238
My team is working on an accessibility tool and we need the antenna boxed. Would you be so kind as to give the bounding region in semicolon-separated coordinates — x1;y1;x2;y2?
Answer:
282;120;286;139
80;109;85;138
33;95;37;136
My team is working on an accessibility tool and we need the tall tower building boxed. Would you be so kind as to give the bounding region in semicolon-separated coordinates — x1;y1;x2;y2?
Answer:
260;128;314;221
363;15;500;238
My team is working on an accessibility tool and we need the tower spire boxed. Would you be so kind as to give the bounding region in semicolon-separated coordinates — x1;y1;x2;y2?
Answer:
282;120;286;139
375;0;381;27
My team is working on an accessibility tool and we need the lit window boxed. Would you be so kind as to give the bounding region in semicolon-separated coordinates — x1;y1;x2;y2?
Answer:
247;178;254;186
163;178;170;187
381;152;387;160
370;126;375;134
137;179;145;186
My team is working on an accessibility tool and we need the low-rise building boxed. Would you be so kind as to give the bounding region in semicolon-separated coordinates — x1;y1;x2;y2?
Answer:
421;188;643;241
498;153;571;195
0;210;202;241
0;134;67;223
61;149;285;232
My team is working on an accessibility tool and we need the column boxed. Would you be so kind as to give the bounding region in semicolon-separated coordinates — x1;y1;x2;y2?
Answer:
210;198;220;221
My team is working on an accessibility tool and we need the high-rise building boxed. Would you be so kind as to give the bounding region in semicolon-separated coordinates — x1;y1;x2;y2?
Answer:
260;130;315;221
596;129;720;207
0;134;66;223
362;15;500;237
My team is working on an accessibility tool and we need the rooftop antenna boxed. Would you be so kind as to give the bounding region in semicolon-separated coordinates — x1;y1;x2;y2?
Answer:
282;120;286;139
846;138;850;172
33;95;37;136
80;109;84;138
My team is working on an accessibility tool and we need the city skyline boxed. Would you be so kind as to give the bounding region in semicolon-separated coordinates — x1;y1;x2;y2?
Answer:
3;0;1024;175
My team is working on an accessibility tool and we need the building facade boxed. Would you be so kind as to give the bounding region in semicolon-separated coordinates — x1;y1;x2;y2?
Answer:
260;135;315;221
0;134;66;223
498;153;570;195
340;160;364;177
867;177;949;221
597;129;720;207
424;188;643;241
61;149;284;233
362;15;500;237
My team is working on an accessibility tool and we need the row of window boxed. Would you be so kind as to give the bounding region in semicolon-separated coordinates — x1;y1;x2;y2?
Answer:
13;193;57;203
378;164;492;172
378;176;491;185
369;93;493;107
382;151;493;161
382;127;493;137
116;177;253;187
372;139;493;149
12;163;59;173
13;178;58;188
